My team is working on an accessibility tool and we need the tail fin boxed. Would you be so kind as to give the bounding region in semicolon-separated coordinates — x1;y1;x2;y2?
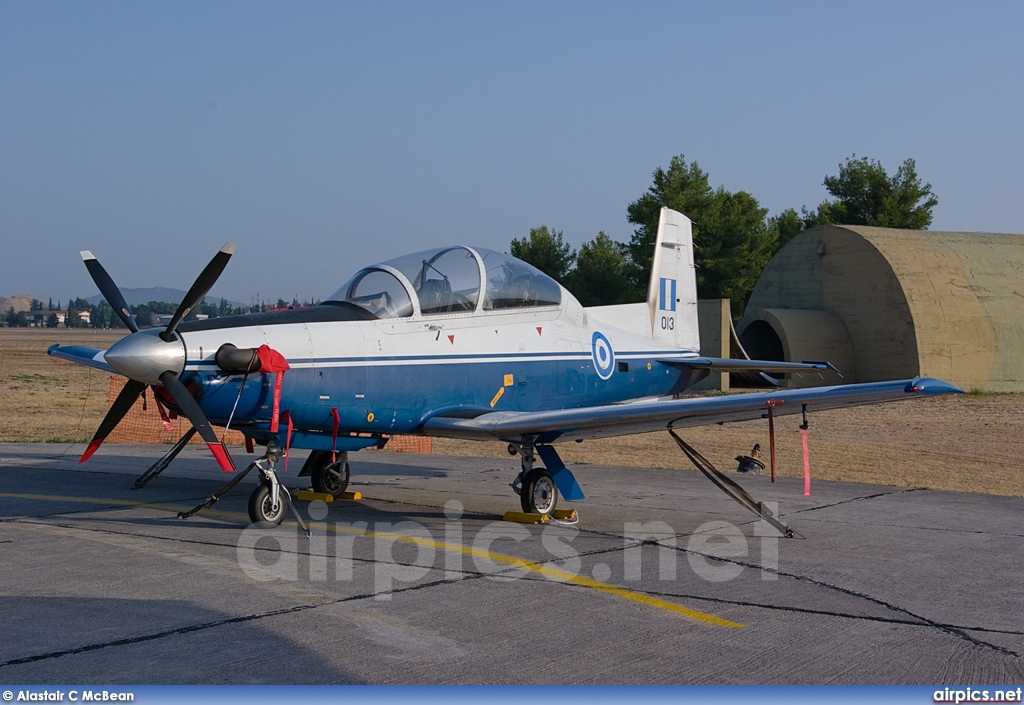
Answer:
647;207;699;351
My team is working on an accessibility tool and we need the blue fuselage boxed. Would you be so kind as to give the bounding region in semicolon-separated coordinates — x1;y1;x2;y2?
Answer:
176;306;695;449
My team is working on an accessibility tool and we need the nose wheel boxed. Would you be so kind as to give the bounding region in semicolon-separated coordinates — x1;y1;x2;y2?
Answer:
248;483;286;526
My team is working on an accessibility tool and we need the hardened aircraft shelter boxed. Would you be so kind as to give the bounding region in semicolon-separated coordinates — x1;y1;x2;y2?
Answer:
737;225;1024;391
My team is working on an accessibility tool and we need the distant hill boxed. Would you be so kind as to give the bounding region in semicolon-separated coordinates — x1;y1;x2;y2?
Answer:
85;288;246;309
0;294;33;313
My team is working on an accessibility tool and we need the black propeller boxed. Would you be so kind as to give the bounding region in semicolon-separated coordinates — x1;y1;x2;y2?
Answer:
79;243;238;472
80;379;147;463
161;243;236;341
159;371;235;471
80;251;139;333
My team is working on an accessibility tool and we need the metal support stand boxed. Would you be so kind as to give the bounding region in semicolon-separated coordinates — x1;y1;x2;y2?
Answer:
767;400;778;483
133;428;197;489
668;429;798;538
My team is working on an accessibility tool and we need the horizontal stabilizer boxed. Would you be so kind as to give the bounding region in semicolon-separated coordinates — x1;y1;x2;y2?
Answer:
660;357;842;376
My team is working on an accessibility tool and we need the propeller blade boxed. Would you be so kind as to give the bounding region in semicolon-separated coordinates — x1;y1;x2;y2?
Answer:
80;379;147;463
160;243;236;341
80;251;139;333
158;371;236;472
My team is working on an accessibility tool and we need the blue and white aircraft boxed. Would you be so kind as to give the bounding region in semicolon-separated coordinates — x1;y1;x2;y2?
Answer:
50;208;961;529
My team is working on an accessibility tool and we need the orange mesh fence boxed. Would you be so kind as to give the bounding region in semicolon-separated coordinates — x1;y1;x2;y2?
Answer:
104;375;431;453
372;434;432;454
105;375;247;446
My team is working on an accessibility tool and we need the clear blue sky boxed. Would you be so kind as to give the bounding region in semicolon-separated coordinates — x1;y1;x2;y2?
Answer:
2;0;1022;305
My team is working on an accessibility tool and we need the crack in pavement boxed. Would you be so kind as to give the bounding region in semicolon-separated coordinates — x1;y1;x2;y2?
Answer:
784;488;928;516
566;524;1021;658
0;573;490;670
664;542;1019;657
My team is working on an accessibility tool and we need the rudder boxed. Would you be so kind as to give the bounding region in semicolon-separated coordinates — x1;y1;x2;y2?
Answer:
647;207;699;352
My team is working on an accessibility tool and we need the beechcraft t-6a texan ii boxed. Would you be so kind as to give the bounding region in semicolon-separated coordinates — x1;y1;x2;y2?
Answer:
49;208;961;534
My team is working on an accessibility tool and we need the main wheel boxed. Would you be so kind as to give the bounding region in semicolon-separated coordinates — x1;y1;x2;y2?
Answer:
248;484;286;527
520;468;558;515
312;459;350;497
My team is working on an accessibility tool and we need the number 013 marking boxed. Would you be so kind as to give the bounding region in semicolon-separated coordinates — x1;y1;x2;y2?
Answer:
660;316;675;330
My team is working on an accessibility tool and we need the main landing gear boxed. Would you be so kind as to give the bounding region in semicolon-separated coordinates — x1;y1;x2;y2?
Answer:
509;443;558;515
298;450;351;498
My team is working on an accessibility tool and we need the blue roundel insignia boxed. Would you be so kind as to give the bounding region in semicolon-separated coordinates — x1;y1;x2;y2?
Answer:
591;331;615;380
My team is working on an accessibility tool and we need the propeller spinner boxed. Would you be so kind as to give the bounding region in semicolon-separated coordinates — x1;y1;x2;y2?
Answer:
79;244;238;472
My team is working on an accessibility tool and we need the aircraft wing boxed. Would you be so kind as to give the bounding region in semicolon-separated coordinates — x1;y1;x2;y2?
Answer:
47;344;116;374
421;377;961;444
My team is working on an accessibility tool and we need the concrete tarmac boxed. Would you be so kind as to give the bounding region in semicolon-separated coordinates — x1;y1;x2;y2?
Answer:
0;442;1022;684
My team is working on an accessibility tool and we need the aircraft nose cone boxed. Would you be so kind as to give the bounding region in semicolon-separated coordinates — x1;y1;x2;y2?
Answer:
104;331;186;386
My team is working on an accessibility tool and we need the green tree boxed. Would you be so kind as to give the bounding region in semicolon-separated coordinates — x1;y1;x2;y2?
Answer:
626;156;717;300
46;313;59;328
807;155;938;229
510;226;576;284
64;306;81;328
565;232;631;306
92;301;113;328
30;298;42;311
626;155;777;316
133;304;152;328
697;190;776;314
768;207;806;253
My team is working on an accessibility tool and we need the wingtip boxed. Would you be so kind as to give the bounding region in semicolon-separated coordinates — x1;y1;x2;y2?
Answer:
906;377;964;395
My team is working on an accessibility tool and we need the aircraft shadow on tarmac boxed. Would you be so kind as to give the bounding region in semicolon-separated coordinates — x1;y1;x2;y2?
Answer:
0;595;362;683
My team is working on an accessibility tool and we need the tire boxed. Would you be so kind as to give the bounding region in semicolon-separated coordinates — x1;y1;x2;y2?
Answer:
312;459;350;497
248;484;286;527
520;468;558;515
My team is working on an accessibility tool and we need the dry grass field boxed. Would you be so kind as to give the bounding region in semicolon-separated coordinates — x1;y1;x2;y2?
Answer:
2;328;1021;496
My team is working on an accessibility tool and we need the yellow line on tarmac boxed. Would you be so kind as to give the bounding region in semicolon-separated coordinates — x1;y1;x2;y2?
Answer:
369;527;744;628
0;491;744;628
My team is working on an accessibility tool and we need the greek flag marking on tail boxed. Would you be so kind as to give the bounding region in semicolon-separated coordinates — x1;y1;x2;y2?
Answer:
659;278;677;312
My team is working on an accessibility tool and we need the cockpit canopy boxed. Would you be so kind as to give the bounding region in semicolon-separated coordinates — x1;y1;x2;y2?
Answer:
324;246;562;319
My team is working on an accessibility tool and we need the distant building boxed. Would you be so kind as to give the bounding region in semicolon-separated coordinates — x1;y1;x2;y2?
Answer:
23;309;91;327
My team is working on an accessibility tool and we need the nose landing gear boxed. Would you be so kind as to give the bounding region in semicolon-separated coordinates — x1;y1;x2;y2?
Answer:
247;445;295;528
179;442;310;536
